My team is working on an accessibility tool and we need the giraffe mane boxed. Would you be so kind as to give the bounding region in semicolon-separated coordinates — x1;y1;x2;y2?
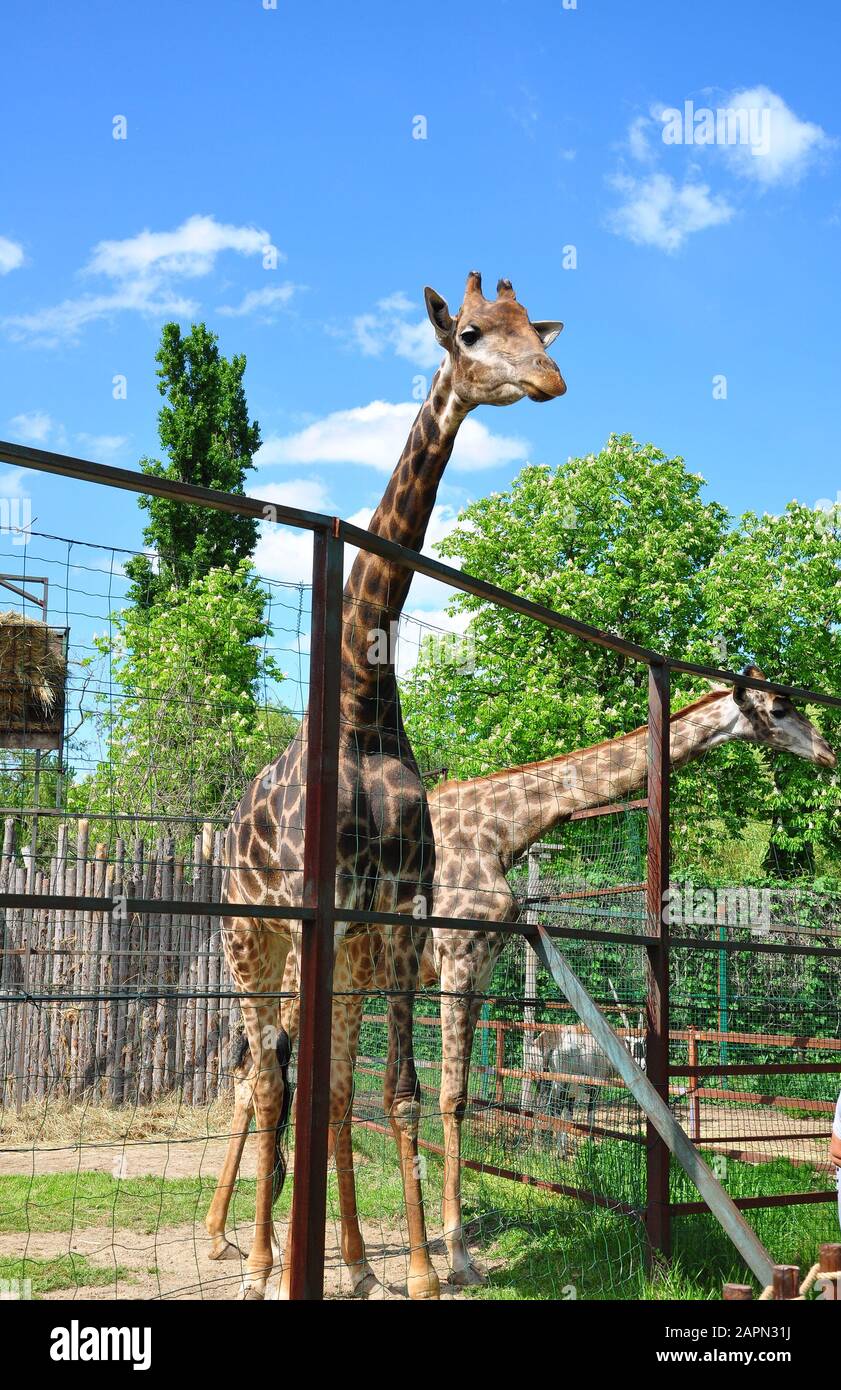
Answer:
433;687;731;791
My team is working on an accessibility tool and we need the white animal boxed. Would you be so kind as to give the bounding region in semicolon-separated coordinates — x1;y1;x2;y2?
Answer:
529;982;645;1149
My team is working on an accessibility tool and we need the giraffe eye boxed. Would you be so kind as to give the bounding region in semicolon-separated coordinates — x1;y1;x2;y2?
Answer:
771;700;788;718
459;325;481;347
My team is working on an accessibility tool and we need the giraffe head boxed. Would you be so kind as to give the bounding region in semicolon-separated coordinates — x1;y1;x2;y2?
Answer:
721;666;836;768
424;270;566;408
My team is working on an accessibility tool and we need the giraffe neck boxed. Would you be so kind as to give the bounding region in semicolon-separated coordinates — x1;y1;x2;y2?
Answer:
340;359;468;719
460;691;739;867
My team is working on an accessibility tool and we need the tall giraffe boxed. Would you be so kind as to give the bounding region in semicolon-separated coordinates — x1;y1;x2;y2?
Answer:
215;271;566;1298
208;670;834;1293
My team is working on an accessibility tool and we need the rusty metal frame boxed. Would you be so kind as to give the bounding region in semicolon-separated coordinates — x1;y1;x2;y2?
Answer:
1;438;839;1297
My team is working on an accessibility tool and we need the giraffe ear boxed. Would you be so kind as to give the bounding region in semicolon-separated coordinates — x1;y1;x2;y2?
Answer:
424;287;454;348
532;321;564;348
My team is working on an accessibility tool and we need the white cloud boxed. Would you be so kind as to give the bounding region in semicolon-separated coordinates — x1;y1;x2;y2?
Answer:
217;282;299;317
721;86;831;185
84;214;274;281
254;525;315;586
0;237;24;275
606;172;734;252
258;478;332;513
0;468;31;498
8;411;54;444
3;214;279;346
627;116;655;163
75;433;129;459
348;291;440;368
257;400;528;475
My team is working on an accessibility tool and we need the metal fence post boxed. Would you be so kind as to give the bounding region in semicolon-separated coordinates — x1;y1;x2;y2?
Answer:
646;659;671;1262
288;525;343;1300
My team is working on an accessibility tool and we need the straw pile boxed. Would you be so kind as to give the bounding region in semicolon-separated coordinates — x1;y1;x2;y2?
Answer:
0;610;66;728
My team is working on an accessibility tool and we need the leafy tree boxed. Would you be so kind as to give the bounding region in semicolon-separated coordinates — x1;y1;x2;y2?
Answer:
124;323;261;608
79;563;287;821
400;436;840;875
702;502;841;875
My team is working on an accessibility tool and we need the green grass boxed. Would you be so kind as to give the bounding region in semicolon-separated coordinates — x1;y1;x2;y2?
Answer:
0;1253;130;1297
1;1133;836;1300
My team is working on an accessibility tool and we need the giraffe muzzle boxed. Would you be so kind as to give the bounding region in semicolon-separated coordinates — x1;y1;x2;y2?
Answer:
523;358;567;401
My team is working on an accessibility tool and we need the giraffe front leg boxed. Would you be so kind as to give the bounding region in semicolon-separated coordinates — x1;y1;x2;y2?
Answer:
275;939;385;1299
383;947;440;1301
238;1009;285;1300
440;958;488;1287
206;1061;254;1261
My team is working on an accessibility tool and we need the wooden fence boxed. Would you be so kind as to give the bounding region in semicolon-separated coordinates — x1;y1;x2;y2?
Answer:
0;817;240;1109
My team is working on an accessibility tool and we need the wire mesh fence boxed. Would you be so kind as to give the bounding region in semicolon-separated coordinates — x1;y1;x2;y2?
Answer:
0;443;839;1302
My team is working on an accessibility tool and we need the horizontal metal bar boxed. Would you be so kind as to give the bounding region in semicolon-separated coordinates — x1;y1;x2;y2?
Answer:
670;935;841;958
524;881;645;904
335;906;657;947
670;1190;837;1216
696;1088;835;1113
667;657;841;711
672;1061;841;1076
339;520;662;663
569;798;648;821
0;892;314;919
4;438;840;707
0;989;295;1003
686;1131;832;1144
0;439;333;533
0;806;228;824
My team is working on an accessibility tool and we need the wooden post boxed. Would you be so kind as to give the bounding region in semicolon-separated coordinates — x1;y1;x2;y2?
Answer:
773;1265;799;1299
646;661;671;1263
819;1243;841;1300
723;1282;753;1300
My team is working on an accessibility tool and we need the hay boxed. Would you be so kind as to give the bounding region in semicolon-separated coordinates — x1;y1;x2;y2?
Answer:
0;611;67;727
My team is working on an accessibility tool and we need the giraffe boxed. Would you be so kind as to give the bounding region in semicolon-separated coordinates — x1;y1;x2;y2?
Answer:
212;270;566;1298
207;668;835;1293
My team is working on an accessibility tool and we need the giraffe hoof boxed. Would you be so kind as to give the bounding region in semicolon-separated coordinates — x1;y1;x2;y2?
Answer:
208;1238;243;1262
352;1269;385;1299
447;1261;488;1287
406;1268;441;1300
238;1279;267;1301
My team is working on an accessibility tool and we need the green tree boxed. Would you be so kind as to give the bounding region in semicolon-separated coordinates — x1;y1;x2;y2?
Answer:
702;502;841;875
400;436;839;874
124;323;261;608
80;562;287;821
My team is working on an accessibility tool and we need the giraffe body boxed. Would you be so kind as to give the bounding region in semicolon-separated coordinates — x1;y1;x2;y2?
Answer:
212;271;566;1297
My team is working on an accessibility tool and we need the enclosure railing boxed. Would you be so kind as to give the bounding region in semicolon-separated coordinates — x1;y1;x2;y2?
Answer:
1;437;840;1299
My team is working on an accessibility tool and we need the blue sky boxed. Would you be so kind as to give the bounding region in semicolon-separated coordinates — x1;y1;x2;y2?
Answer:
0;0;839;644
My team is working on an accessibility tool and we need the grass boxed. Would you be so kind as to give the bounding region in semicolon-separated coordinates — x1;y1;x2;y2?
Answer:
1;1121;837;1300
0;1253;130;1297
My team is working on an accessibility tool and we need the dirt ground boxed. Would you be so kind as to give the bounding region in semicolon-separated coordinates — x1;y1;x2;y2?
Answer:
0;1131;470;1300
0;1218;464;1301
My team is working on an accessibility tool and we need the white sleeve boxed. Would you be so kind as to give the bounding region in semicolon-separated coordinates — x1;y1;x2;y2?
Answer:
834;1092;841;1142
